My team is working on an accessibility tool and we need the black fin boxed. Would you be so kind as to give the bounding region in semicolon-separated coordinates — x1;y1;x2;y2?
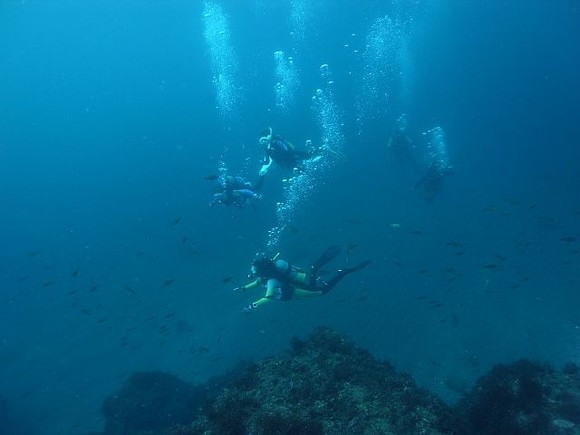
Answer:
311;245;341;273
339;259;372;276
322;260;372;294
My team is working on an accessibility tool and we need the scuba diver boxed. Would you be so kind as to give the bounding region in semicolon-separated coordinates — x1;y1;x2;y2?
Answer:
387;113;421;173
413;125;454;201
258;127;315;176
209;174;264;208
234;246;372;312
414;163;455;202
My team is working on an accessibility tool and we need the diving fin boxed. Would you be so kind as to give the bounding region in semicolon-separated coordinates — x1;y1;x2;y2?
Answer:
322;259;372;294
337;259;372;276
310;245;341;273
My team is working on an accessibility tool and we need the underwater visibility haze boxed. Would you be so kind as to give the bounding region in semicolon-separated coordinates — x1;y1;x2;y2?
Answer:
0;0;579;433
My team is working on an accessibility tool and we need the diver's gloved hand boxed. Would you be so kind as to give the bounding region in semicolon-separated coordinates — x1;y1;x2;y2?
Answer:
241;302;257;313
233;286;243;292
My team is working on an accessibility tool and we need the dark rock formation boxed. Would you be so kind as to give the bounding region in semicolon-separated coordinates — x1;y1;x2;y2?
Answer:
101;371;203;435
95;330;580;435
456;359;580;434
173;327;462;434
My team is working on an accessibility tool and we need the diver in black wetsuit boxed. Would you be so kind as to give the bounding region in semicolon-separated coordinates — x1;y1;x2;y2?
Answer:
258;127;314;176
414;164;455;202
234;246;372;312
209;174;264;208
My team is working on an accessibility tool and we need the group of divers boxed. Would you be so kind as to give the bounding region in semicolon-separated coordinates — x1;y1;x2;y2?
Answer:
208;123;453;312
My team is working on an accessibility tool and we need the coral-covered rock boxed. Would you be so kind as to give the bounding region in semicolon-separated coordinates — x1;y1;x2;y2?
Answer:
176;327;461;435
456;359;580;434
0;395;32;435
0;396;16;433
98;332;580;435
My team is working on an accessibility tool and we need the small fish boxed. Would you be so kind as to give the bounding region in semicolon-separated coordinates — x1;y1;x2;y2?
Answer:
410;230;423;235
345;218;361;224
162;279;175;288
346;243;359;259
509;284;520;289
346;243;359;263
287;225;300;234
43;280;55;287
72;268;80;277
446;240;463;248
123;285;136;295
80;308;92;315
389;223;401;229
392;261;404;267
171;217;181;227
221;276;234;283
560;236;577;243
90;284;99;293
204;174;219;181
482;207;499;213
483;264;498;269
181;236;188;244
415;295;426;300
28;251;39;257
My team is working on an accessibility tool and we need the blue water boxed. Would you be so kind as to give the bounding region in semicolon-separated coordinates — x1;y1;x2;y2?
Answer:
1;1;579;433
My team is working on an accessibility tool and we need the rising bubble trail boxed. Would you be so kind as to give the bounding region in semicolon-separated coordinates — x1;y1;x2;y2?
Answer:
202;1;240;119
